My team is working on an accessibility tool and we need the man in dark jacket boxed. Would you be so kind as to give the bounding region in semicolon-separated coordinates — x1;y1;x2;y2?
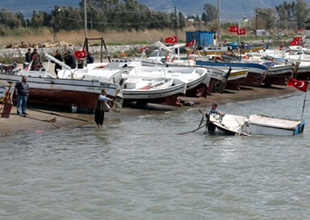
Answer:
25;48;32;63
15;75;29;115
64;51;76;69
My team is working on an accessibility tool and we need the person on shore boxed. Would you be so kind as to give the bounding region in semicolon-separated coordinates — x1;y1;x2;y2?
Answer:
25;48;32;63
53;50;63;77
15;75;29;115
87;51;94;64
30;48;41;70
94;89;113;128
64;51;76;69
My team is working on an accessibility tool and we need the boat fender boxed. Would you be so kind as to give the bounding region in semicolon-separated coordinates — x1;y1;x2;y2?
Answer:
165;52;169;61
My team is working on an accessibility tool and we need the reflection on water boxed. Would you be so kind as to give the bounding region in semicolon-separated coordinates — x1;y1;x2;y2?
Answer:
1;93;310;219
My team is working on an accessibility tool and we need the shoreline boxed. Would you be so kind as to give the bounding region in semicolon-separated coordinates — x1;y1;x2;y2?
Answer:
0;85;298;136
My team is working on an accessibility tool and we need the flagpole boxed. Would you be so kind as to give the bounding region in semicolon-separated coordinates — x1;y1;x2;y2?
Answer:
301;81;309;121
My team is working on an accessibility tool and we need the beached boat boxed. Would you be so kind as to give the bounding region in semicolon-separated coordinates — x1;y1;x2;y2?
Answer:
0;73;122;112
138;65;210;98
122;75;186;106
195;59;268;87
207;113;305;136
221;67;248;90
262;62;294;86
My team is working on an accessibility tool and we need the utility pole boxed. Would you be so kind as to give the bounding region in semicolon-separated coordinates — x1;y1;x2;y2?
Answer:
217;0;221;45
174;7;178;37
54;5;60;43
84;0;88;38
255;9;258;39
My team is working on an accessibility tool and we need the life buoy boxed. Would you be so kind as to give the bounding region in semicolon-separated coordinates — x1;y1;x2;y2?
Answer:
243;55;249;60
214;56;223;62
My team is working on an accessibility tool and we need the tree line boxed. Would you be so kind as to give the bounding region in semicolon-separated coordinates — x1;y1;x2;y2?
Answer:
0;0;309;36
0;0;186;35
202;0;310;34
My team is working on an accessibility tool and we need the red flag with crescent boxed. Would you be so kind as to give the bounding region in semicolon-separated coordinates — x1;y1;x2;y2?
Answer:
185;40;195;47
229;26;238;32
165;36;178;43
74;50;86;59
237;28;246;35
289;37;302;46
287;77;308;92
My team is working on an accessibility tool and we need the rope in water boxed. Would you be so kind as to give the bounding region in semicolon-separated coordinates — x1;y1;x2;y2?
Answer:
28;108;91;122
20;115;60;129
177;114;205;135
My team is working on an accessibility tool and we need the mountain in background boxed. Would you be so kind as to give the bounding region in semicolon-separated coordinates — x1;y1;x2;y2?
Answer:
0;0;309;20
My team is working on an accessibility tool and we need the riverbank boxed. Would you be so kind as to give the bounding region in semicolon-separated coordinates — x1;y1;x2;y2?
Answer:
0;85;298;136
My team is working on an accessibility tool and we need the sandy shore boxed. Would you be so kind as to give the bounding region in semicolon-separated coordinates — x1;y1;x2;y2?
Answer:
0;84;298;136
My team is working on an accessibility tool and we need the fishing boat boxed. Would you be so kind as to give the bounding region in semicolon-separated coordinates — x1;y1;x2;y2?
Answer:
0;73;122;112
122;75;186;106
207;113;305;136
138;65;210;98
195;59;268;87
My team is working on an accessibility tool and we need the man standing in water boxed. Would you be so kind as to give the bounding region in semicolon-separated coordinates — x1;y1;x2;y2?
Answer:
94;89;113;127
200;103;225;117
15;75;29;115
200;103;225;132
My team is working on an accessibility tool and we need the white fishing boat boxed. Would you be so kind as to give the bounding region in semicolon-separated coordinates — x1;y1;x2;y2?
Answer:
138;65;210;98
207;113;305;136
0;73;122;112
122;75;187;106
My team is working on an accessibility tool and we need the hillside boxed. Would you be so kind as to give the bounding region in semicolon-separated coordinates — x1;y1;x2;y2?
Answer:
0;0;309;20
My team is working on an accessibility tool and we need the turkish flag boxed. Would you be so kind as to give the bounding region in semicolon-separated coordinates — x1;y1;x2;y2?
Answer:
229;26;238;32
185;40;195;47
165;36;178;43
290;37;302;46
74;50;86;59
287;77;308;92
237;28;246;35
140;46;147;51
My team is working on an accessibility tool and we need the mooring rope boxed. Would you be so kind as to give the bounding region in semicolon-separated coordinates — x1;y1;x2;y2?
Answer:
177;114;205;135
20;115;60;129
28;108;91;122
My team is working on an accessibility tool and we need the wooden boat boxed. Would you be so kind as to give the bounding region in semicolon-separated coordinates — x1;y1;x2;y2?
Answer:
139;65;210;98
262;62;294;86
221;67;248;90
207;113;305;136
195;59;268;87
0;73;122;112
122;75;186;106
243;114;305;136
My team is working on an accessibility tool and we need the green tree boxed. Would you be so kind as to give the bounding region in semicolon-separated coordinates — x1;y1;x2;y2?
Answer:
295;0;310;29
178;12;186;30
0;9;22;29
203;3;217;23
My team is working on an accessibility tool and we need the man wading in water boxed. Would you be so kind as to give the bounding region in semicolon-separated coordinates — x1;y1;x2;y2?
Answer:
94;89;113;127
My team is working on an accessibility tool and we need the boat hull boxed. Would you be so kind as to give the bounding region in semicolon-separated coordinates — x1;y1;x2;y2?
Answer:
123;79;186;106
263;65;294;86
208;113;304;136
242;114;305;136
0;74;121;111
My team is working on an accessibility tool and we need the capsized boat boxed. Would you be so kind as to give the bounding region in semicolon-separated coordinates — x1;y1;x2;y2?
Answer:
207;113;305;136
